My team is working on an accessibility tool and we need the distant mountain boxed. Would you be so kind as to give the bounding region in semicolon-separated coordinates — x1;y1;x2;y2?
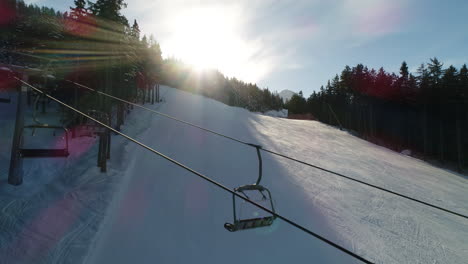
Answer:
279;89;296;102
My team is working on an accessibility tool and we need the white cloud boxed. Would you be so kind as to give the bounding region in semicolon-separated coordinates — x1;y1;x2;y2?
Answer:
22;0;44;4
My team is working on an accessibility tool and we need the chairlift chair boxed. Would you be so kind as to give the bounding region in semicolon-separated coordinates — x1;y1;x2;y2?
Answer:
20;125;69;158
20;89;70;158
224;145;277;232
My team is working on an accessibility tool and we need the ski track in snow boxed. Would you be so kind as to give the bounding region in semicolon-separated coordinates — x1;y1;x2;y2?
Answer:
0;87;467;264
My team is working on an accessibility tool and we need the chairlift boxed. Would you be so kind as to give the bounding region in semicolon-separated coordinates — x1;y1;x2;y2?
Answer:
20;90;70;158
20;125;69;158
224;145;277;232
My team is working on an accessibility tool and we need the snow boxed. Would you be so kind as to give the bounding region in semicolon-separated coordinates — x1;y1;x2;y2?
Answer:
259;109;288;118
1;86;467;264
401;149;411;156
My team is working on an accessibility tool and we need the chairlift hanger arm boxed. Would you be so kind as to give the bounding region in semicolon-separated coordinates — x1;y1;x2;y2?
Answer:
32;94;49;126
255;146;262;185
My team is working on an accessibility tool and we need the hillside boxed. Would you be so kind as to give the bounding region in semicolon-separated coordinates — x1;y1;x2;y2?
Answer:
0;86;467;264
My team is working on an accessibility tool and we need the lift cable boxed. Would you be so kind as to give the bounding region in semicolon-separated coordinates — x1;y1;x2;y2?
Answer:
66;80;468;221
68;80;249;145
18;78;374;264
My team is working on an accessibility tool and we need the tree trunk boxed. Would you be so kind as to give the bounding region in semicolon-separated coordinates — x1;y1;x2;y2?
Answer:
439;118;444;164
423;104;428;158
456;105;463;172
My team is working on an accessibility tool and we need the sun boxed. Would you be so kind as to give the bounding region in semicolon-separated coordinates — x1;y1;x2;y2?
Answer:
166;8;241;70
162;7;266;82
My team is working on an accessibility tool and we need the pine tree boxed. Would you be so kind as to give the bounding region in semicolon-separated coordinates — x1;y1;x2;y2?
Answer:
442;65;458;101
330;74;340;95
459;64;468;101
407;73;417;102
416;64;430;98
89;0;127;24
340;65;352;93
286;94;307;114
131;19;140;40
72;0;86;11
427;57;444;94
427;58;445;162
459;64;468;169
397;61;410;101
400;61;409;79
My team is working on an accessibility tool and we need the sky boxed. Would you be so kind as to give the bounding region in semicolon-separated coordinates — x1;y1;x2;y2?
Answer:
23;0;468;97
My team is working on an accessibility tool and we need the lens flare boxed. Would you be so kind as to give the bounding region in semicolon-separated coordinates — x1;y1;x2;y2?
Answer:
0;1;15;25
63;10;97;37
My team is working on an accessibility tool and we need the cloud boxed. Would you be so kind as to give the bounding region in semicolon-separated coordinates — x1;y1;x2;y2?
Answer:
344;0;406;36
331;0;408;48
284;63;304;70
22;0;44;4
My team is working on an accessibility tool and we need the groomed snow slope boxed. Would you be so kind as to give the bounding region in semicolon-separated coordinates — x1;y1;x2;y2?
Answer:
1;86;467;264
86;86;468;264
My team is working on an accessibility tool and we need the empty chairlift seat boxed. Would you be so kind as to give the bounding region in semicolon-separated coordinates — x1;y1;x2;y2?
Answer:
20;125;70;158
224;145;277;232
224;184;276;232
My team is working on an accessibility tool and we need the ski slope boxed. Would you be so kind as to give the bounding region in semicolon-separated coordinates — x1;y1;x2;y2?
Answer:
1;86;467;263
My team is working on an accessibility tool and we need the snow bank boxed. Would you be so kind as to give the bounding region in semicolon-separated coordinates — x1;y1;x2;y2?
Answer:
401;149;412;156
260;109;288;118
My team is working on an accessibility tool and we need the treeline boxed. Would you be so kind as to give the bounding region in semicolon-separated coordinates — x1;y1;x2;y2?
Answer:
286;59;468;171
1;0;163;129
161;58;284;112
1;0;283;120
